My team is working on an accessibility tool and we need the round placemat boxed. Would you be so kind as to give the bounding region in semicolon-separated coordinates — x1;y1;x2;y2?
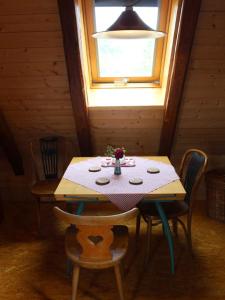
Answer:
96;177;110;185
129;178;143;185
147;167;160;174
89;166;101;172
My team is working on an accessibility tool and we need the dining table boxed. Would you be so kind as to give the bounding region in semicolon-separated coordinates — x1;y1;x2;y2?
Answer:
54;156;186;274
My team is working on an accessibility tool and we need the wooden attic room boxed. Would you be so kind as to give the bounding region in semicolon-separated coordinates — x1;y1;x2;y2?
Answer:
0;0;225;299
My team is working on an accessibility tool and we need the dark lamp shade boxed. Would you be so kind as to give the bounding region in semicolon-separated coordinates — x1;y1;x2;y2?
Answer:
92;8;166;39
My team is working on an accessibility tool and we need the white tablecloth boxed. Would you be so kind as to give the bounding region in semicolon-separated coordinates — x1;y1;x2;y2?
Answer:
63;157;179;210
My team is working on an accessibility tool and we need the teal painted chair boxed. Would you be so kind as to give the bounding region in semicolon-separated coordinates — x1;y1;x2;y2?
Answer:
136;149;208;265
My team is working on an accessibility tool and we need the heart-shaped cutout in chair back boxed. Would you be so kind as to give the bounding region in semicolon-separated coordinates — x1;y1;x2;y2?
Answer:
88;235;103;245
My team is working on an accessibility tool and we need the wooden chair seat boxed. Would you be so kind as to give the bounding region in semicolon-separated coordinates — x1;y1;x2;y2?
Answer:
138;201;189;220
31;179;60;197
66;225;128;269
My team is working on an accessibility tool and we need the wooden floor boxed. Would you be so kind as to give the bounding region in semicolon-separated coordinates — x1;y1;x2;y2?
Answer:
1;200;225;300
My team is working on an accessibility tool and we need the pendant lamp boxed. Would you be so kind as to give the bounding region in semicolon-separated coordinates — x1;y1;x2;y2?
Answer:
92;5;166;39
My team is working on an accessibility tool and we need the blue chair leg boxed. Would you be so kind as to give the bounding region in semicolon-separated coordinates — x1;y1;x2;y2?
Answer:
155;202;175;274
66;201;85;277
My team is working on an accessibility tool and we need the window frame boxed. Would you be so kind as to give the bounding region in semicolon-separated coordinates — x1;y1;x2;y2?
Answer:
81;0;171;86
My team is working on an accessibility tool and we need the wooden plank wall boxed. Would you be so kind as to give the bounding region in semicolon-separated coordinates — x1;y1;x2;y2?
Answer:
0;0;76;142
89;107;164;155
0;0;77;201
171;0;225;199
172;0;225;169
0;0;224;203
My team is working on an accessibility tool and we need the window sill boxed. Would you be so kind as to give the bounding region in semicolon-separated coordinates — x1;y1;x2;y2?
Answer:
91;82;161;89
87;86;165;107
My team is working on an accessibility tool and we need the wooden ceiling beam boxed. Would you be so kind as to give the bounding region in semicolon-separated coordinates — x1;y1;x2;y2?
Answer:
57;0;92;156
0;111;24;175
158;0;202;156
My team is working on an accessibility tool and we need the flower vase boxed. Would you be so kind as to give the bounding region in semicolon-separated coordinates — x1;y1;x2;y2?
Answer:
114;159;121;175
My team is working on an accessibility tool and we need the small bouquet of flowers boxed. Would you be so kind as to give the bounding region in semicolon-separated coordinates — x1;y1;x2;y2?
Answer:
105;145;126;160
102;145;134;168
114;148;125;160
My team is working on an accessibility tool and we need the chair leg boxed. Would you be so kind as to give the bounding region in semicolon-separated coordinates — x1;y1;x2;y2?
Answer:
72;265;80;300
114;263;125;300
176;217;193;256
187;215;193;255
36;197;41;235
145;217;152;265
172;218;178;237
135;212;141;251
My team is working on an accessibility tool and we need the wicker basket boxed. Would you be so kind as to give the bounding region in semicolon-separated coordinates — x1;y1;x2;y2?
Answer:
206;169;225;222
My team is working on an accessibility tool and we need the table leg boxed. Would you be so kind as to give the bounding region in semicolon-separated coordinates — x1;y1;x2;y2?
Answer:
155;202;175;274
66;201;85;277
76;201;85;215
66;201;85;215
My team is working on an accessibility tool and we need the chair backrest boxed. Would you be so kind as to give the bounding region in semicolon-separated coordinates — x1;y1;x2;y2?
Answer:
179;149;208;207
40;136;58;179
54;207;138;262
30;136;74;181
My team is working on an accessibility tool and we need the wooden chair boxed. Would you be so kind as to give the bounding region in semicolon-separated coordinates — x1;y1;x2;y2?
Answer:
31;136;73;233
54;206;138;300
136;149;208;263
